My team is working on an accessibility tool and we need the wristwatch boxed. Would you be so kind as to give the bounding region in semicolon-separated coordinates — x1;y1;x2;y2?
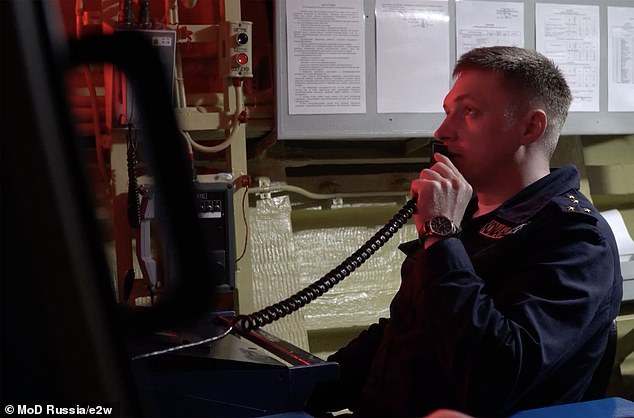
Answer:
420;216;461;242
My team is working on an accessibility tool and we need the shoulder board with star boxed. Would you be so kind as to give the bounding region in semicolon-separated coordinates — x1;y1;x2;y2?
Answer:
552;192;595;216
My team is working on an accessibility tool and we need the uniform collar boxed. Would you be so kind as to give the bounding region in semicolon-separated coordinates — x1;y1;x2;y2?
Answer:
488;165;581;224
399;239;420;256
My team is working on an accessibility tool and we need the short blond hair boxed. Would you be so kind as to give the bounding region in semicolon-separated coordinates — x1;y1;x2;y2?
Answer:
455;46;572;157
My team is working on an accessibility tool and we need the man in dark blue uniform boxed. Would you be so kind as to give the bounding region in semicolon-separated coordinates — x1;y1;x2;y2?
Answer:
306;46;623;417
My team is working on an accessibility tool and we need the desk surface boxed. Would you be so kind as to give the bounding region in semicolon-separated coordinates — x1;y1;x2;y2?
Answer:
510;397;634;418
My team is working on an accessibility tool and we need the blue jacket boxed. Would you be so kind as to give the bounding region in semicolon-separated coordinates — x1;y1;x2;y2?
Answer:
308;165;623;417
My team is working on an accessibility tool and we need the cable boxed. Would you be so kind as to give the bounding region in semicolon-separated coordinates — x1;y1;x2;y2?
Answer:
131;199;416;358
173;34;244;155
250;183;408;201
139;0;151;28
184;80;244;154
174;47;186;109
232;199;417;332
235;186;250;263
126;124;141;228
163;0;179;25
131;323;233;360
120;0;135;26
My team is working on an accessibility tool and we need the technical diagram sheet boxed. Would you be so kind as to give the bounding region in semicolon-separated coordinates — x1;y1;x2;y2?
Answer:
455;1;524;58
536;3;600;112
608;6;634;112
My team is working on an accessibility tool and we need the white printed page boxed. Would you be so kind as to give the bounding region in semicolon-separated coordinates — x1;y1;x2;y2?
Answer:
456;1;524;59
536;3;600;112
286;0;366;115
376;0;450;113
608;6;634;112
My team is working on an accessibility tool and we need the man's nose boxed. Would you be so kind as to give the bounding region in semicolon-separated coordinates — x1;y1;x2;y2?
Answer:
434;115;451;140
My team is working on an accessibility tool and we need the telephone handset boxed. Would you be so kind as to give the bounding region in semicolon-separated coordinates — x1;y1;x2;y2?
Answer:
232;141;450;332
430;141;449;161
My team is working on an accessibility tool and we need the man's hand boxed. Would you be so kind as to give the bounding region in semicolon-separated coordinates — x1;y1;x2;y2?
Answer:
410;153;472;243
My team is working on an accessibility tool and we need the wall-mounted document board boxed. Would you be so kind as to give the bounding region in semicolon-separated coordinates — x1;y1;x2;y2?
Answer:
275;0;634;139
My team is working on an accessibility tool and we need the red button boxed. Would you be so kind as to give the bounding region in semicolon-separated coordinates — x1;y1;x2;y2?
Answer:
234;53;249;65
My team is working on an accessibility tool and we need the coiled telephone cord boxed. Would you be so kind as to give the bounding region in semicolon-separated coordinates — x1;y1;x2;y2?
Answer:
132;199;416;360
232;199;417;332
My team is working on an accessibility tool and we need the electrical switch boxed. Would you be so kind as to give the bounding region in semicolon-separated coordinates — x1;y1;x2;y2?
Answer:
220;21;253;78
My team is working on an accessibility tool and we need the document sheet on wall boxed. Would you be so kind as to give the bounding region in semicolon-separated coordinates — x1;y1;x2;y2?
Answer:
455;1;524;59
375;0;449;113
608;6;634;112
536;3;600;112
286;0;366;115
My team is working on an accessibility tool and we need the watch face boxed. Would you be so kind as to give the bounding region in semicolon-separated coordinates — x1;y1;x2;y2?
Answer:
430;216;454;236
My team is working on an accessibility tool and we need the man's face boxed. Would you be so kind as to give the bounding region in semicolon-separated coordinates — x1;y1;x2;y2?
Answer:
434;69;524;188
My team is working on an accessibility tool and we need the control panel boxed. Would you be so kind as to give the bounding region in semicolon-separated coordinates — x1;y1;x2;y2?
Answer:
197;192;223;219
194;181;236;289
220;21;253;78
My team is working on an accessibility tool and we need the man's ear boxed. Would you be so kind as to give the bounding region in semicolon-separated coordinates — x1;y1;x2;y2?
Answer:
520;109;547;145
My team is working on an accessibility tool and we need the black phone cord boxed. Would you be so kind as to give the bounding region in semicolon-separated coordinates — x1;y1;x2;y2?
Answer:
232;199;416;332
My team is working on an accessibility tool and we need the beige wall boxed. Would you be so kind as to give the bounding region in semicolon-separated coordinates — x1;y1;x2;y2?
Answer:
545;133;634;400
552;134;634;235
